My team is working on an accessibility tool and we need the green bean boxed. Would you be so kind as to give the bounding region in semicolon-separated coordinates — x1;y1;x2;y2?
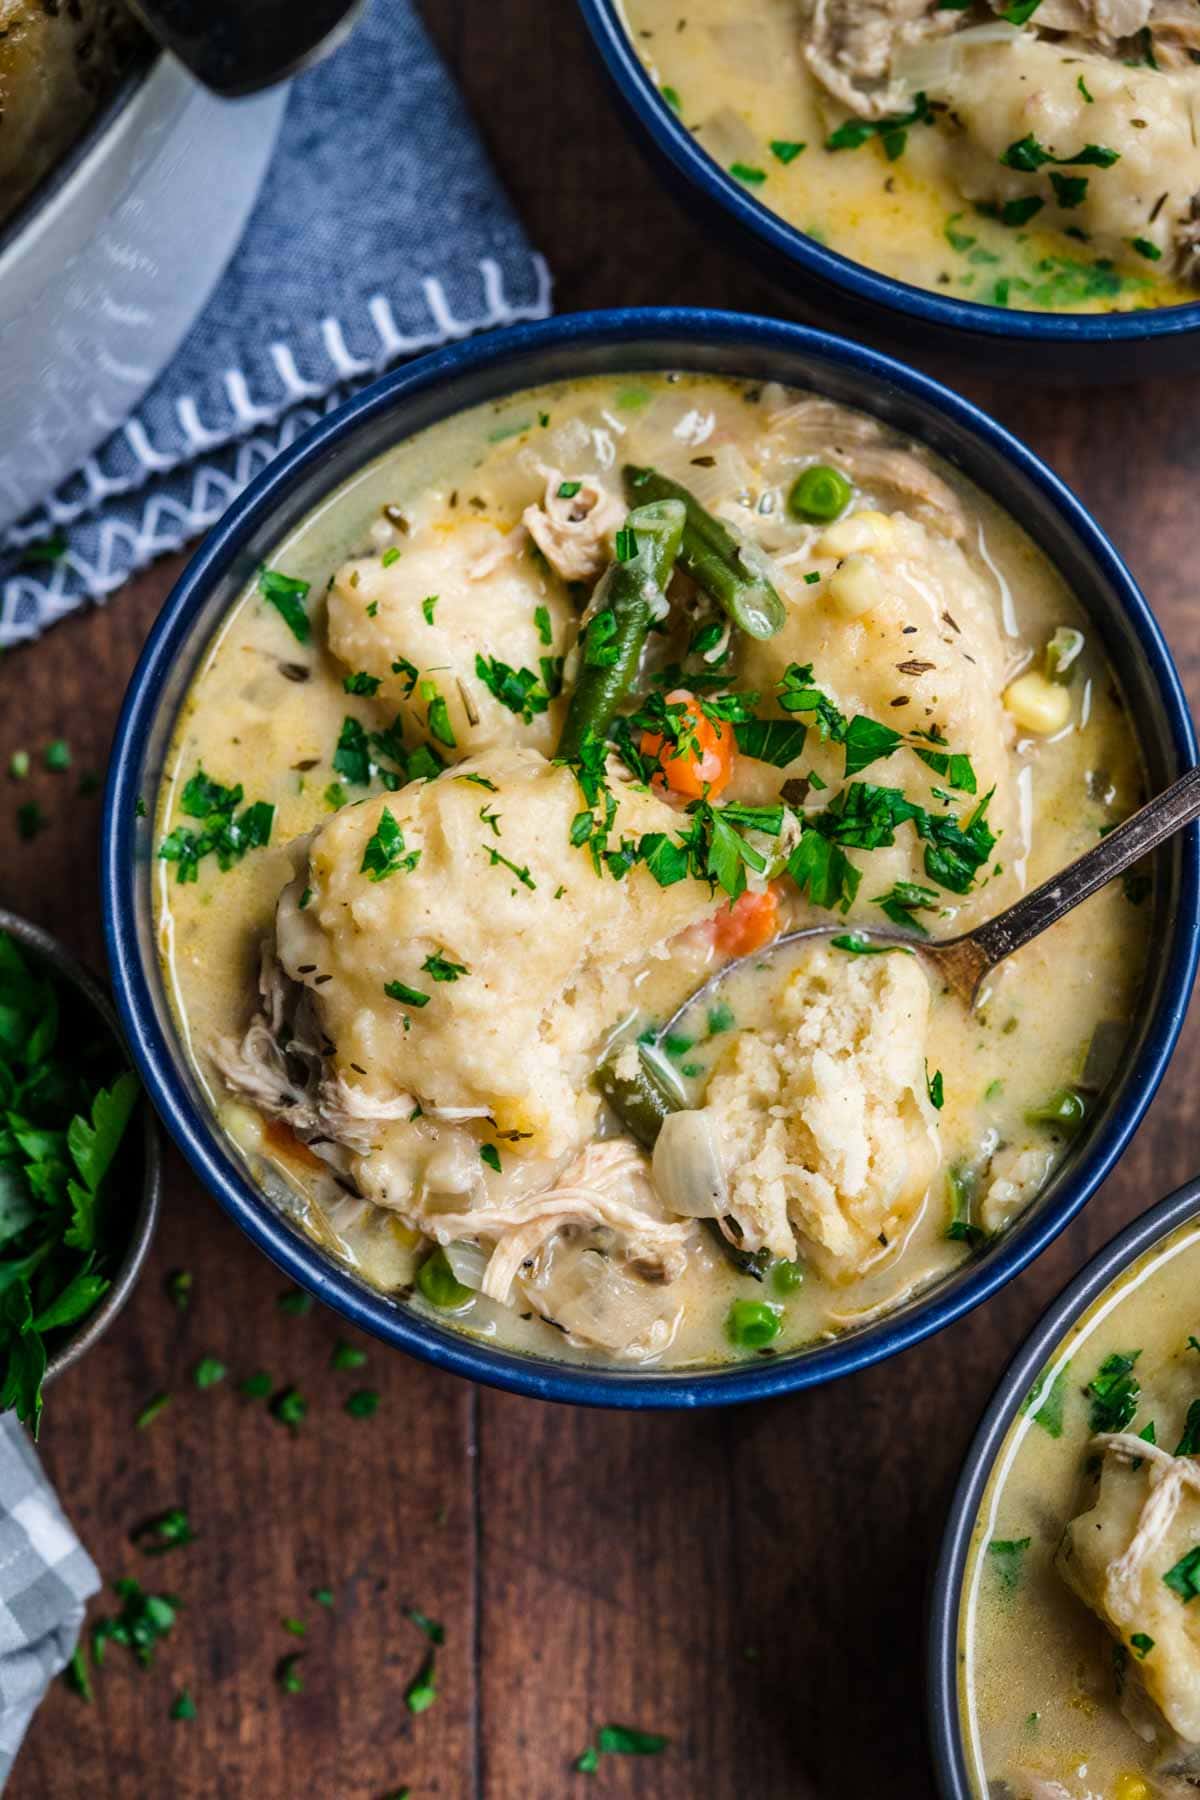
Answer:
556;498;685;762
595;1044;770;1281
1027;1087;1088;1136
623;464;786;641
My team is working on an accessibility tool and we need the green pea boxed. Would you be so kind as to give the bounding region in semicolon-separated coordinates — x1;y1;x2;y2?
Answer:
787;464;852;523
726;1298;783;1349
772;1259;805;1295
416;1247;474;1311
1026;1087;1088;1136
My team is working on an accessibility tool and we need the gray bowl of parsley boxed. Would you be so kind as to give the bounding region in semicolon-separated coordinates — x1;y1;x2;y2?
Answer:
0;909;160;1433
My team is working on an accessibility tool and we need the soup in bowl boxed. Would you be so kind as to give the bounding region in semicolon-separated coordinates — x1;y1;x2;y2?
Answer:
104;311;1199;1404
932;1177;1200;1800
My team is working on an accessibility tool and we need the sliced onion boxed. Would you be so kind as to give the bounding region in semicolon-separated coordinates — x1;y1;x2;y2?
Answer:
652;1109;728;1220
893;21;1020;93
443;1239;490;1292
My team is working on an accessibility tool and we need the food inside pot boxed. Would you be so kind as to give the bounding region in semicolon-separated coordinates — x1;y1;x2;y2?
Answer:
962;1220;1200;1799
154;371;1150;1368
0;0;146;230
621;0;1200;312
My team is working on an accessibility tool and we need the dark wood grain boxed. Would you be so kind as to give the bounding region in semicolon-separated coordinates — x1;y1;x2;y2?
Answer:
4;1;1200;1793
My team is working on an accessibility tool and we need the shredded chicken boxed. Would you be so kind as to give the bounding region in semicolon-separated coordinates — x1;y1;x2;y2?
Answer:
989;0;1200;63
802;0;955;117
1093;1433;1200;1615
467;521;528;580
212;938;415;1157
521;464;624;583
423;1140;695;1304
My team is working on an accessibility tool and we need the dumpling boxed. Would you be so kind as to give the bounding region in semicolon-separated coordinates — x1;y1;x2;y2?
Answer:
1057;1433;1200;1748
738;505;1017;919
272;745;722;1163
700;944;941;1278
326;519;576;759
922;36;1200;276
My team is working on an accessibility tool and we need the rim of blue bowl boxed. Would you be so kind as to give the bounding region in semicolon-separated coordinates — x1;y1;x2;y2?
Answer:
576;0;1200;346
927;1172;1200;1797
102;306;1200;1408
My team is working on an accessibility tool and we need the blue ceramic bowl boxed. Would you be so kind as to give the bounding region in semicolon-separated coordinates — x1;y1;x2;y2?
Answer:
576;0;1200;377
928;1173;1200;1797
102;308;1200;1407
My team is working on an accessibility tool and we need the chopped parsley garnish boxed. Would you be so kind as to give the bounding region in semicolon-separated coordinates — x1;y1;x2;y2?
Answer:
1130;237;1163;262
384;980;430;1009
1000;135;1120;172
557;480;582;499
1086;1349;1141;1433
927;1066;945;1110
661;83;681;110
422;595;438;624
238;1371;272;1400
830;933;909;956
1049;173;1088;210
381;547;401;568
873;880;940;935
946;1162;985;1247
987;1537;1032;1593
483;846;536;889
574;1725;669;1773
343;671;381;696
158;767;274;883
131;1508;196;1555
1174;1398;1200;1456
8;750;29;780
389;655;419;697
324;782;347;810
269;1386;308;1430
275;1652;304;1694
1164;1546;1200;1604
277;1289;313;1316
405;1653;438;1713
732;717;808;767
44;739;71;771
1021;1360;1070;1439
534;604;553;645
334;717;373;785
1078;74;1094;102
1130;1632;1155;1658
136;1393;171;1430
458;772;498;792
258;567;311;644
999;0;1042;20
93;1579;181;1667
475;653;555;724
729;161;767;185
170;1688;196;1721
826;91;932;160
422;953;468;982
345;1388;380;1418
360;807;421;881
420;682;457;749
769;139;806;163
166;1269;192;1309
480;1144;502;1174
311;1587;335;1608
614;527;639;562
406;1606;444;1644
192;1356;226;1389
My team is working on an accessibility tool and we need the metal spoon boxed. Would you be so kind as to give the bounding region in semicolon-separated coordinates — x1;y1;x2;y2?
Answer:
123;0;366;97
662;765;1200;1030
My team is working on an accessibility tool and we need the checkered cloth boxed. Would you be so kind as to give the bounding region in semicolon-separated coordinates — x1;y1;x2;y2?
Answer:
0;1415;98;1786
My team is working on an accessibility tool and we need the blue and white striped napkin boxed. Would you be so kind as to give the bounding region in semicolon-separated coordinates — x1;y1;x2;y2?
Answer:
0;0;551;647
0;1414;98;1785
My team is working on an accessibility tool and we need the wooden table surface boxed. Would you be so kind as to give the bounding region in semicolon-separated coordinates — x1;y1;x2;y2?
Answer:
3;3;1200;1795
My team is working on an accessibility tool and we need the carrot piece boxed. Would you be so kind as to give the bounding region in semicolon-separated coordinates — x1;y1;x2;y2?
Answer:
640;688;734;800
713;885;780;957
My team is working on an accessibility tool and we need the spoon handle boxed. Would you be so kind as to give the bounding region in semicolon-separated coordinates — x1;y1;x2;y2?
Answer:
968;765;1200;971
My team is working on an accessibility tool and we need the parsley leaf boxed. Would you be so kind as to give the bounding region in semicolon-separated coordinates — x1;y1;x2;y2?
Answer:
422;953;468;982
360;808;420;881
474;654;555;724
1086;1350;1141;1433
258;567;311;643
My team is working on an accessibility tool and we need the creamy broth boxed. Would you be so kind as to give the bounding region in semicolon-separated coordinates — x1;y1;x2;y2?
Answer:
620;0;1200;313
962;1222;1200;1799
155;371;1149;1369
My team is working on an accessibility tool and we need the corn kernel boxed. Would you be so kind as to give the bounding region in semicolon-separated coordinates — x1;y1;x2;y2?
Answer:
1114;1775;1152;1800
826;553;884;619
816;509;893;558
1003;670;1072;735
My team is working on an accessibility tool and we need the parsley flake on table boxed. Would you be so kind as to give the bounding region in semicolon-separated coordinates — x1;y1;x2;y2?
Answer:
405;1607;444;1644
574;1724;670;1773
131;1508;196;1556
192;1356;227;1388
269;1386;308;1430
43;739;71;772
275;1652;305;1694
311;1586;335;1609
136;1393;171;1430
165;1268;192;1310
170;1688;196;1721
404;1652;438;1714
238;1370;272;1400
345;1388;380;1418
93;1579;182;1668
277;1289;314;1317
